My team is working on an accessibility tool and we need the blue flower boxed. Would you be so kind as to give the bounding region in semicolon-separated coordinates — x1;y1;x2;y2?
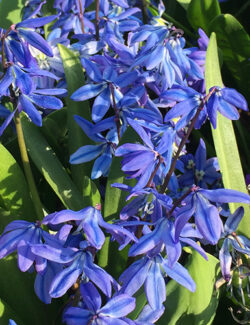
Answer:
177;138;220;188
119;254;195;310
0;220;47;272
42;206;137;250
207;86;248;128
69;115;118;179
219;207;250;281
115;118;173;192
63;282;135;325
31;241;116;298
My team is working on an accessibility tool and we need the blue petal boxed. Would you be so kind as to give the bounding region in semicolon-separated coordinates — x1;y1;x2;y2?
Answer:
17;28;53;57
91;147;112;179
50;256;83;298
92;87;111;122
221;88;248;111
195;139;206;171
200;189;250;204
127;118;154;149
174;202;195;242
224;207;244;234
0;108;17;137
34;261;63;304
119;257;152;296
195;193;223;244
71;83;105;101
70;144;104;164
161;260;196;292
100;294;135;318
17;15;58;28
84;252;113;297
80;282;101;312
28;94;63;109
145;260;166;310
0;67;14;95
30;244;77;263
63;307;93;324
219;238;232;281
81;58;103;83
218;98;239;120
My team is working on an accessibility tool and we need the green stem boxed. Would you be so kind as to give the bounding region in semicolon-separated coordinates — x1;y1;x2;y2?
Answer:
15;113;44;220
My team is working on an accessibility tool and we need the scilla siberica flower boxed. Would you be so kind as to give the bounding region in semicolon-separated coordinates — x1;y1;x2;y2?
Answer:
219;207;250;282
63;282;136;325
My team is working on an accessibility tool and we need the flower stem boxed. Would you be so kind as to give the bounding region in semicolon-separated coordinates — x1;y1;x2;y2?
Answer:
95;0;100;40
15;113;44;220
110;84;121;142
78;0;85;33
160;107;202;193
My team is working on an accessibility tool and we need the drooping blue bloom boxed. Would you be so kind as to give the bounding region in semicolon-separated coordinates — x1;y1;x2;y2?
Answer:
63;282;136;325
115;118;174;192
42;206;137;250
174;187;250;245
162;86;206;130
219;207;250;281
0;220;47;272
207;86;248;128
69;115;118;179
119;254;195;310
71;58;139;122
31;240;116;298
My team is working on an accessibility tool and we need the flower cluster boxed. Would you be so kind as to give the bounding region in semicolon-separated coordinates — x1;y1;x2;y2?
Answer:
0;0;249;324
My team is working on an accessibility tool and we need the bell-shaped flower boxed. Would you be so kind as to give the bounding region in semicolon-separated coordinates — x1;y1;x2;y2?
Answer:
207;86;248;129
69;115;118;179
174;187;250;245
42;206;137;250
119;254;195;310
162;86;206;130
31;241;116;298
219;207;250;281
115;118;174;192
0;220;47;272
63;282;135;325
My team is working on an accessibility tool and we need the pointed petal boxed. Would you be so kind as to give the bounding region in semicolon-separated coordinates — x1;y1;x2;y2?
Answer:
17;28;53;57
162;260;196;292
70;144;103;164
200;189;250;204
145;261;166;310
71;83;104;101
224;207;244;234
100;294;135;318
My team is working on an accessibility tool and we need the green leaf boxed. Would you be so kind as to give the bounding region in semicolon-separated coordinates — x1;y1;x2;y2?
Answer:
0;144;36;221
187;0;221;33
98;127;138;270
0;255;62;325
158;250;220;325
58;44;93;192
21;116;85;211
208;14;250;102
205;32;250;236
0;0;24;28
177;0;191;10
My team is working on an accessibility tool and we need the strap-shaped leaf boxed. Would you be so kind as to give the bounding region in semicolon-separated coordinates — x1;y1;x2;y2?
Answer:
0;144;36;220
21;115;85;211
187;0;221;33
205;32;250;236
58;44;93;192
